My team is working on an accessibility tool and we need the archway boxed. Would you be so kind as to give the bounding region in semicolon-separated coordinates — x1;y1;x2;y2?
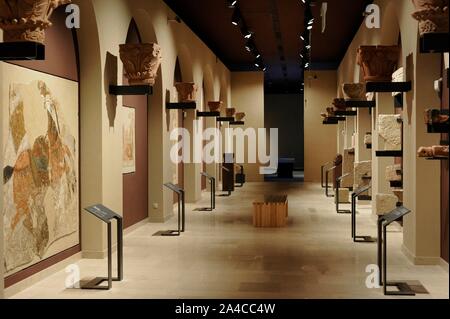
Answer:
122;19;149;229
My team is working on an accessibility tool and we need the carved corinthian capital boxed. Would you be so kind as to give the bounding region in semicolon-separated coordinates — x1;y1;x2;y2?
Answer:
0;0;70;43
119;43;162;86
357;46;400;82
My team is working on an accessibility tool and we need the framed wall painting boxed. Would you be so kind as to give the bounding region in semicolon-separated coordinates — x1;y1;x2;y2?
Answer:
122;106;136;174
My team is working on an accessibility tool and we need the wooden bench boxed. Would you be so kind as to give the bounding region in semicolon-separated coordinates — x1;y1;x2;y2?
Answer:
253;195;288;227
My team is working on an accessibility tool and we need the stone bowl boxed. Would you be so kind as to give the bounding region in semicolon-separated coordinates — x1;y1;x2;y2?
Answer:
226;108;236;117
235;112;246;121
208;101;223;112
175;82;197;102
342;83;366;101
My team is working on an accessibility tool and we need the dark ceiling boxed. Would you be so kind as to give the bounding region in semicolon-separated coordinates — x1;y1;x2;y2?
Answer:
163;0;371;93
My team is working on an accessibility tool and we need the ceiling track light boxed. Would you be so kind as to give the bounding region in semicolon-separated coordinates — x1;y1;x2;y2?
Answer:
227;0;238;8
231;9;241;26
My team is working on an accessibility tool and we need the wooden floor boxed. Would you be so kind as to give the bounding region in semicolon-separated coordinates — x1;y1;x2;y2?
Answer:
10;182;449;299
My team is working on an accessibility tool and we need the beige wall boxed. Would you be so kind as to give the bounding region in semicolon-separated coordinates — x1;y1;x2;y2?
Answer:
304;70;338;182
230;72;265;182
0;0;233;267
337;0;442;263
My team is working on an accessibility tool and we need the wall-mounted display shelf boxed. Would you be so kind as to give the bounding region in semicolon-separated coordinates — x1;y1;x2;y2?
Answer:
366;144;372;149
358;195;372;201
390;181;403;188
230;121;245;126
166;102;196;110
427;123;449;133
345;100;376;108
0;41;45;61
327;116;346;122
376;150;403;157
334;110;357;116
323;119;338;125
425;157;449;161
197;111;220;118
217;117;235;122
420;33;449;53
362;176;372;181
109;85;153;96
366;81;412;93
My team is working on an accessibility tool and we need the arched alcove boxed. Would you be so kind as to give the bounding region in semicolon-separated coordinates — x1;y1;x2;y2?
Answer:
131;8;169;222
122;19;149;229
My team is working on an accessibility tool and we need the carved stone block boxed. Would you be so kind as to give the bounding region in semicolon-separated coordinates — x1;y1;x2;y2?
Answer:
378;114;402;151
385;164;402;182
0;0;70;43
412;0;449;36
418;145;449;158
335;188;350;204
119;43;162;86
392;189;404;203
354;160;372;190
375;194;398;216
342;83;366;101
342;148;355;188
364;133;372;146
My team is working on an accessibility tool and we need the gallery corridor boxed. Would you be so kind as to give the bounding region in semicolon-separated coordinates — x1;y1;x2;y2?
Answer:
9;182;449;299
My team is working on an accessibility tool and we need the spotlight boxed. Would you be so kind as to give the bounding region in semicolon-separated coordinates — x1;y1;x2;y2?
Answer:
245;39;256;52
231;9;241;26
306;45;311;50
308;18;314;25
305;62;310;68
227;0;238;8
307;25;313;30
241;27;253;39
255;52;261;59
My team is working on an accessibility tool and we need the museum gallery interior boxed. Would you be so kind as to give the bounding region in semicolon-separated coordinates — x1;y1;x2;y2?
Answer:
0;0;448;299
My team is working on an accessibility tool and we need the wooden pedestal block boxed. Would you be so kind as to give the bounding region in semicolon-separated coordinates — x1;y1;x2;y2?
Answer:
253;195;288;227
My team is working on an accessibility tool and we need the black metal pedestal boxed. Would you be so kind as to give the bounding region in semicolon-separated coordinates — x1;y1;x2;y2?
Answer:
321;161;333;188
325;166;336;198
196;173;216;212
154;183;185;236
335;174;351;214
235;165;245;187
351;185;376;243
81;205;124;290
377;206;416;296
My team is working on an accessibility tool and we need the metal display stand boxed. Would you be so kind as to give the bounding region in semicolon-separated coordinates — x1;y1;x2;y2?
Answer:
154;183;185;236
351;185;376;243
377;206;416;296
195;172;216;212
81;205;123;290
325;166;336;197
219;165;233;197
321;161;333;188
235;165;245;187
335;174;351;214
